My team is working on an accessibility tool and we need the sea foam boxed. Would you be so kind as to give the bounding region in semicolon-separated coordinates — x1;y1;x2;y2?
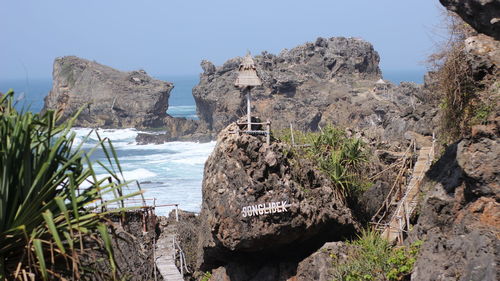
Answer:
72;127;215;214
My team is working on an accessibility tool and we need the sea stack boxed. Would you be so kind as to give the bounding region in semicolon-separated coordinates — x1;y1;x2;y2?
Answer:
43;56;173;128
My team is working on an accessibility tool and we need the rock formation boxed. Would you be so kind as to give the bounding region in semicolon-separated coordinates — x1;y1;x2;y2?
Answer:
43;56;173;128
193;37;438;147
406;4;500;280
410;121;499;281
440;0;500;40
197;119;359;277
294;242;349;281
135;116;211;144
194;37;380;133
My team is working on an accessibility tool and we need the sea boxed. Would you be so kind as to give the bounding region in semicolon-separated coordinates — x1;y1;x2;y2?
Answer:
0;70;423;214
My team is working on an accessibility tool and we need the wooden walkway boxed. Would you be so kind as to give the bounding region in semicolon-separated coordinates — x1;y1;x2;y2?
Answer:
381;145;434;243
155;224;184;281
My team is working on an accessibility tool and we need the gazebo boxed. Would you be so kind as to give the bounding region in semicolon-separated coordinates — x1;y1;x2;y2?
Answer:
375;78;388;91
234;52;271;144
235;52;262;130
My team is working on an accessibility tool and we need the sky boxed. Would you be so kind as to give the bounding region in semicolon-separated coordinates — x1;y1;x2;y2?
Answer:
1;1;445;80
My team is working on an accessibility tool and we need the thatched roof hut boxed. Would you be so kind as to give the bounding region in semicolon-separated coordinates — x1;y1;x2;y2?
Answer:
235;53;262;88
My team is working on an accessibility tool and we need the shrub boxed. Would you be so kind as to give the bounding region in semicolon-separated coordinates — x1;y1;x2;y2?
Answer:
276;125;369;200
427;12;485;143
331;229;422;281
200;271;212;281
0;90;140;280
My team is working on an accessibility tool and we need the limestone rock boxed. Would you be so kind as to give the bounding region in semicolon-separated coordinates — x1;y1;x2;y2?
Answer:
136;116;212;144
295;242;349;281
43;56;173;128
440;0;500;40
193;37;438;146
197;119;359;271
193;37;381;133
410;121;500;281
464;34;500;80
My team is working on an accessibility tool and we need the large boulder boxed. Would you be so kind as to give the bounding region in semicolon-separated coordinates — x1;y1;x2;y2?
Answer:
193;37;438;146
294;242;349;281
43;56;173;128
440;0;500;40
193;37;381;133
197;119;359;272
410;120;500;281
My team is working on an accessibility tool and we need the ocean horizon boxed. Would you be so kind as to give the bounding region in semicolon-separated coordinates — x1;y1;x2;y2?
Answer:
0;69;424;113
0;70;424;214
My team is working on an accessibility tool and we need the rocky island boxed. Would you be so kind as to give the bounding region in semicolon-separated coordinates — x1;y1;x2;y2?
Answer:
36;1;498;280
44;36;437;148
43;56;205;140
44;56;173;128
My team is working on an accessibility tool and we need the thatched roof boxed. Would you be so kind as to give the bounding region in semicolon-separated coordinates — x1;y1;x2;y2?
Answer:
235;53;262;87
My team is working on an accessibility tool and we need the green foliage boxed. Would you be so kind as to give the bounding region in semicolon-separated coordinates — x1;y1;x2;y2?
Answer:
332;230;422;281
276;125;369;200
200;271;212;281
472;103;492;125
0;90;140;280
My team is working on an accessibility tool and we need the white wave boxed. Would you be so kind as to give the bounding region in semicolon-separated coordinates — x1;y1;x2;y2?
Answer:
168;105;196;111
123;140;215;151
119;168;157;181
79;167;156;188
170;156;210;165
72;127;140;142
70;127;215;213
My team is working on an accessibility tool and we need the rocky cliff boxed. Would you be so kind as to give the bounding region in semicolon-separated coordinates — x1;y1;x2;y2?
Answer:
407;3;500;280
196;119;359;279
193;37;438;146
440;0;500;40
43;56;173;128
409;121;499;281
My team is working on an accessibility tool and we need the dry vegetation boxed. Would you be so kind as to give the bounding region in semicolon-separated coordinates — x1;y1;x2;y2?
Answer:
428;12;497;143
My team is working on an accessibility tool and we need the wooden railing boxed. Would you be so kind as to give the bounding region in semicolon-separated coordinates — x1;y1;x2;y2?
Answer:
236;120;272;144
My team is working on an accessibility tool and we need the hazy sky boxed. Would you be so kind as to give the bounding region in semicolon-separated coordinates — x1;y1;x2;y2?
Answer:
1;1;444;79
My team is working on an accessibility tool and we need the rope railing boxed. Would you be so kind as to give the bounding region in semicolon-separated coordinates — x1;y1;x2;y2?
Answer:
172;235;190;275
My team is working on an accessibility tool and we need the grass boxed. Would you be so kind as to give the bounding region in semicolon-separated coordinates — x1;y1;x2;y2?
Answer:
0;90;141;280
331;229;422;281
276;125;369;201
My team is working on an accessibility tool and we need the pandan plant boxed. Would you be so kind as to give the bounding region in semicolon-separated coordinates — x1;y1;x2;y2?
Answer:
0;90;141;280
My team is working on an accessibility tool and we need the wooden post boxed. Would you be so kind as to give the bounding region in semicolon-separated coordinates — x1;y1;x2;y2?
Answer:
175;204;179;222
180;248;184;276
405;202;411;233
153;234;157;281
142;209;147;232
172;236;176;259
246;87;251;132
266;120;271;145
152;198;157;231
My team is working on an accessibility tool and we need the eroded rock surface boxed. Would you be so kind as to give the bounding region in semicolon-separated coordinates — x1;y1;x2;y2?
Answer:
440;0;500;40
295;242;349;281
136;116;212;144
410;121;500;281
197;119;359;272
43;56;173;128
193;37;438;146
